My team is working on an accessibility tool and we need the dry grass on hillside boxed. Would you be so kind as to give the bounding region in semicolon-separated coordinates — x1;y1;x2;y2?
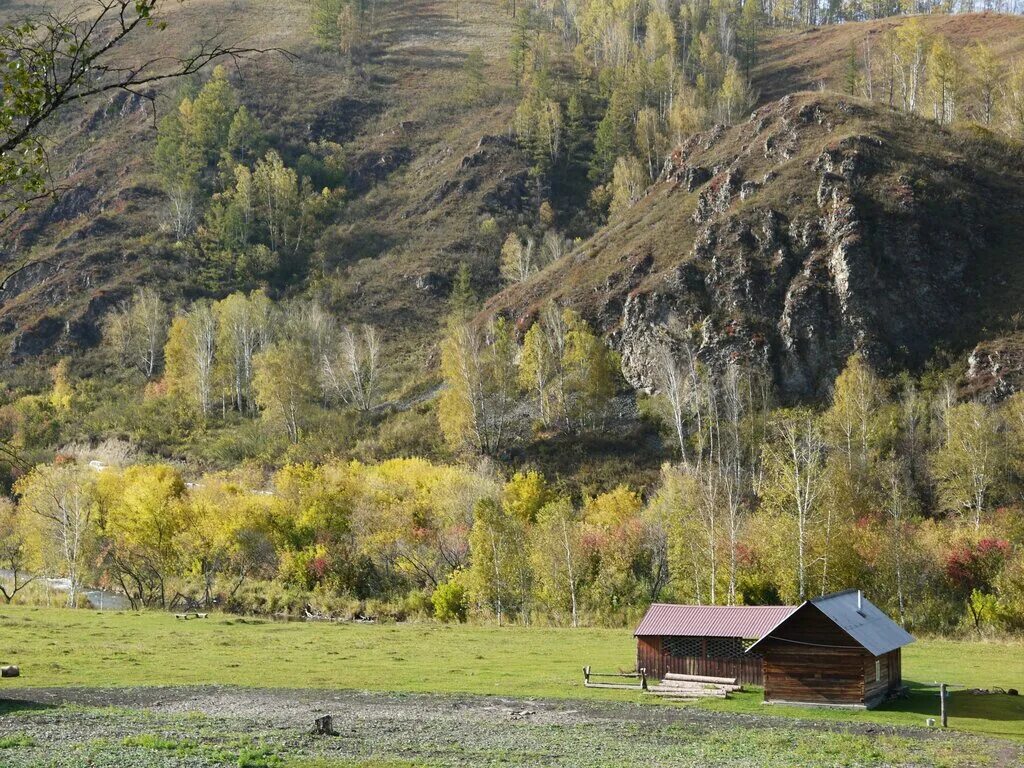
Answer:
0;0;527;367
754;13;1024;104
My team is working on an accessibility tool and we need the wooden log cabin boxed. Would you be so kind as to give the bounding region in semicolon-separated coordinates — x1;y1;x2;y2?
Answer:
634;604;798;686
746;590;914;709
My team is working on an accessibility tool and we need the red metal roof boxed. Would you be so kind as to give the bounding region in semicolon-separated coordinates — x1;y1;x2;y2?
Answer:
634;603;798;639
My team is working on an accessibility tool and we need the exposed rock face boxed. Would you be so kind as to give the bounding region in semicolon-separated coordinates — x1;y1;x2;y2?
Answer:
963;336;1024;403
488;93;1020;400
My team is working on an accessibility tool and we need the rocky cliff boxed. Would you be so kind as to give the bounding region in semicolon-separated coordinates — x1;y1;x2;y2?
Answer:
486;93;1024;399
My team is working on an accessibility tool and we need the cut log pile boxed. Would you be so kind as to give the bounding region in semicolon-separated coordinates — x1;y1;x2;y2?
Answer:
646;672;741;700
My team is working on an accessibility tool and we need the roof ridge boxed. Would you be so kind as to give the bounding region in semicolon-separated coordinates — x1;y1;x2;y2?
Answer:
811;588;861;601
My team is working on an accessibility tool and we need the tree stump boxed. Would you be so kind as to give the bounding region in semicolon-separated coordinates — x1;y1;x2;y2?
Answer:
311;714;337;736
1;665;20;678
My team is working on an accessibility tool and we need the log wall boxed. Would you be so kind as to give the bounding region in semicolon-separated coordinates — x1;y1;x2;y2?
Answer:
637;635;765;686
760;605;903;708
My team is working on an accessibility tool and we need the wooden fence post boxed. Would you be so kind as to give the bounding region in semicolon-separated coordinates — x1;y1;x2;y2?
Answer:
583;665;590;686
641;667;647;691
940;683;948;728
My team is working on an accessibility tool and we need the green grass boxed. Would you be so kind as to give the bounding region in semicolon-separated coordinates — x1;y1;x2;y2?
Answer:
0;733;36;749
1;607;1022;741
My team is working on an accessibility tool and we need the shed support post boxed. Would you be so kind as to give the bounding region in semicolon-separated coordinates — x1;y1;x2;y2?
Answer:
940;683;948;728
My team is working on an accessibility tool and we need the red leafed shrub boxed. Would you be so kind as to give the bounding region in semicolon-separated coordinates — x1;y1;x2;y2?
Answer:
308;554;331;581
945;538;1011;592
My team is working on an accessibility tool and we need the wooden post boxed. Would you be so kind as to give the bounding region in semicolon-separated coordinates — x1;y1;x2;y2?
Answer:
640;667;648;691
940;683;948;728
583;666;590;686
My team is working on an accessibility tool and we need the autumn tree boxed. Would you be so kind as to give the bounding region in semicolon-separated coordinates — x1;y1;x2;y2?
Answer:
253;340;318;443
635;108;667;181
98;464;189;608
895;19;929;113
164;302;217;416
531;497;585;626
438;318;519;455
213;291;274;414
926;36;962;125
469;496;530;624
185;470;274;605
500;232;539;284
762;408;827;601
932;401;1006;531
103;288;169;379
609;155;648;216
322;325;382;411
15;461;99;607
968;43;1002;126
0;498;38;602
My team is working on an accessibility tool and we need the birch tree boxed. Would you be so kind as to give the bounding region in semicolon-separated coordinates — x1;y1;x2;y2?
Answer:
213;291;274;414
253;340;318;443
439;318;519;455
104;288;169;379
15;462;98;607
763;409;827;601
164;302;217;416
323;325;382;411
932;401;1006;531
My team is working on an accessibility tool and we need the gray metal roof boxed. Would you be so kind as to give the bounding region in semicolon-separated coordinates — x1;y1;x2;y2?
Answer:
745;590;915;656
811;589;915;656
634;603;797;639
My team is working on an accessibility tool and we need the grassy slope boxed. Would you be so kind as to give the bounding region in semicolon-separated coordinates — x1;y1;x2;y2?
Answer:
0;0;524;370
1;606;1022;740
752;13;1024;105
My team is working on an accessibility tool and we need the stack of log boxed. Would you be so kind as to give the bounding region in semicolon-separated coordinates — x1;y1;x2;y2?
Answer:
646;672;741;700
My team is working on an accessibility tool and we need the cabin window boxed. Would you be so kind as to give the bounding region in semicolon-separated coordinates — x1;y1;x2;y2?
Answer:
664;636;702;658
875;659;881;682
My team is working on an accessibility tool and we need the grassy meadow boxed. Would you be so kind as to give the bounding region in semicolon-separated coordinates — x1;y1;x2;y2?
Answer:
1;607;1022;741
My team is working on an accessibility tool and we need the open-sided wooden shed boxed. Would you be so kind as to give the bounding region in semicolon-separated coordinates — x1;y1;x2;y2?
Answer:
634;603;797;686
746;590;914;709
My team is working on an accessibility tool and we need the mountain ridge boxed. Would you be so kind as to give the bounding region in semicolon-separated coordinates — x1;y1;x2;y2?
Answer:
485;91;1024;399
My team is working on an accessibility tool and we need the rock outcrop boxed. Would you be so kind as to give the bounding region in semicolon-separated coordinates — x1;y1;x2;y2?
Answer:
486;93;1024;400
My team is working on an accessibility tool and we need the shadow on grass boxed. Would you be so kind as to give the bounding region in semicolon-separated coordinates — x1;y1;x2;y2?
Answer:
0;697;57;715
878;680;1024;725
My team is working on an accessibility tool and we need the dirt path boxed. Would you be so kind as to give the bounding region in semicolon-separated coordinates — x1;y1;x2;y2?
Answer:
0;686;1017;767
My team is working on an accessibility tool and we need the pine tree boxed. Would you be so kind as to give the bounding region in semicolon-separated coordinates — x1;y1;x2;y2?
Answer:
968;43;1002;126
926;36;962;125
591;83;635;182
844;43;862;96
448;262;477;322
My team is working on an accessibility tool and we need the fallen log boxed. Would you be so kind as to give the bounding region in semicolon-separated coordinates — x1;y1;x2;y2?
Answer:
663;672;738;686
656;680;741;693
647;688;726;699
584;681;644;690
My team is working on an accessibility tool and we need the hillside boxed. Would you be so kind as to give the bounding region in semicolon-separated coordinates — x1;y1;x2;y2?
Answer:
0;0;529;371
4;8;1024;383
485;92;1024;398
753;13;1024;105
